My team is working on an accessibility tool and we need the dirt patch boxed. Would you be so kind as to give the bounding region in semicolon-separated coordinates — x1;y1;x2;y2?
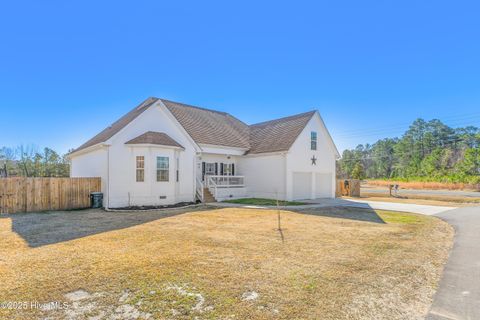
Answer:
110;202;197;211
241;291;259;301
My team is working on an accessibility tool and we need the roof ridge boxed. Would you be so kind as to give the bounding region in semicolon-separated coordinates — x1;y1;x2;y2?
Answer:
160;98;229;116
249;110;316;128
136;97;159;110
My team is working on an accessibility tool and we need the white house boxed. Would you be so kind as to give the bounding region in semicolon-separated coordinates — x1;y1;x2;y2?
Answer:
69;97;340;208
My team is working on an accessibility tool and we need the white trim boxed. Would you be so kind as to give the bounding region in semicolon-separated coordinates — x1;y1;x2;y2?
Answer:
125;143;185;150
244;151;288;157
198;143;249;152
68;143;110;159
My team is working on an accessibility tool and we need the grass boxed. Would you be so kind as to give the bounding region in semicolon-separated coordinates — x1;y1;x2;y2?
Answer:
223;197;307;206
0;207;453;320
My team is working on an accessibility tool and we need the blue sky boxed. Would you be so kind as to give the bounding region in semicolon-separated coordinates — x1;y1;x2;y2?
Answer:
1;1;479;154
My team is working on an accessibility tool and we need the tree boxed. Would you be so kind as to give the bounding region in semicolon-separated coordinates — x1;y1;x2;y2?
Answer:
0;145;70;178
0;147;16;177
351;162;365;180
336;119;480;184
458;148;480;176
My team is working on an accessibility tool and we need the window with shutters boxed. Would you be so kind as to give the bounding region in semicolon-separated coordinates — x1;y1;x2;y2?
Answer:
205;163;216;176
136;156;144;182
156;156;169;182
311;131;317;150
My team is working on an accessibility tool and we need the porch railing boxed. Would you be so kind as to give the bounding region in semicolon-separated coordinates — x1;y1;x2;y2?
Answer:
206;175;245;201
206;175;245;188
195;177;204;203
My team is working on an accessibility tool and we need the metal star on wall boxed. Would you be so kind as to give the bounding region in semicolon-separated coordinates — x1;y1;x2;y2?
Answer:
311;155;317;165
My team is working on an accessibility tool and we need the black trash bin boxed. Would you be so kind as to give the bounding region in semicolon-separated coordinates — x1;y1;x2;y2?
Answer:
90;192;103;208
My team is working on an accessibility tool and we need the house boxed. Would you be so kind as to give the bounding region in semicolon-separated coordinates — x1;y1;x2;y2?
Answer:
69;97;340;208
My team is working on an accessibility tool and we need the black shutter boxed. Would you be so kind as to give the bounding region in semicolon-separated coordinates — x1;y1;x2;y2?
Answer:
232;163;235;176
214;163;218;175
220;163;224;175
202;162;205;181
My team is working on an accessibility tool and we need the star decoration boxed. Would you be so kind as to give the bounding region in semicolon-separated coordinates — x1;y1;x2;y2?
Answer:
311;155;317;165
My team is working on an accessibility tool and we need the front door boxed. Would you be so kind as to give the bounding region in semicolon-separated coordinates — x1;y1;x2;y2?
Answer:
203;162;217;181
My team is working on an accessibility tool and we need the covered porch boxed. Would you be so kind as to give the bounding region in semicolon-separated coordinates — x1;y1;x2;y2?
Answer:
195;152;247;202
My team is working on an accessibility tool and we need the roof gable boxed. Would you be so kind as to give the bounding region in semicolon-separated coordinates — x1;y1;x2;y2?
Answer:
125;131;184;149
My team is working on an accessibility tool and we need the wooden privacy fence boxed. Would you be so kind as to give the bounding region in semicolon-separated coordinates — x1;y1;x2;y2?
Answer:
336;179;361;197
0;177;101;214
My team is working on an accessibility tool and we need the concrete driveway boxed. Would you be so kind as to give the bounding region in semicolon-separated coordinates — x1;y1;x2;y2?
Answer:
301;198;456;215
427;206;480;320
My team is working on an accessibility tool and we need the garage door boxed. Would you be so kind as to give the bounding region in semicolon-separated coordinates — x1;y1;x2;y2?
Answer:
315;173;333;198
292;172;312;200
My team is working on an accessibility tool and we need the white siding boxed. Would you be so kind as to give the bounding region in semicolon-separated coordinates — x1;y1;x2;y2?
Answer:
238;154;286;200
286;113;336;200
71;148;108;197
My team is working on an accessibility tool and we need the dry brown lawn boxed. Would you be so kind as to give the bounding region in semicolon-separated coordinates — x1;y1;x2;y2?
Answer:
366;179;479;191
0;207;453;320
360;192;480;206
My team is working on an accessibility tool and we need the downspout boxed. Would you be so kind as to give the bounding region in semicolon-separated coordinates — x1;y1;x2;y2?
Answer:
106;146;110;209
284;152;288;201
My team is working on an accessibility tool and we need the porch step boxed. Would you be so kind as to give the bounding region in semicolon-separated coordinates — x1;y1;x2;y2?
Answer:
203;188;217;203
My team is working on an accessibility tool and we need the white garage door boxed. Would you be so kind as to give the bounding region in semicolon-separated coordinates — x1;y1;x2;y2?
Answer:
292;172;312;200
315;173;333;198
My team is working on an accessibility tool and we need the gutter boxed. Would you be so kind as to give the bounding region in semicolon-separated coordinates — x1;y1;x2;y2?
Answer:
67;143;110;159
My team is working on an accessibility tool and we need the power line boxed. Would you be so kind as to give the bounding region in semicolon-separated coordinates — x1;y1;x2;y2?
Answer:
334;116;480;140
333;111;480;136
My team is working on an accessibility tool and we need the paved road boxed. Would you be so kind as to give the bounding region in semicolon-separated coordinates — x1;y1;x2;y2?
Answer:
363;186;480;198
427;206;480;320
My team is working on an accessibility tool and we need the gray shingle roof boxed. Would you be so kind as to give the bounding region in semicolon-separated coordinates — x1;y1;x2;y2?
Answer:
72;97;317;155
248;111;316;154
125;131;184;149
161;99;251;149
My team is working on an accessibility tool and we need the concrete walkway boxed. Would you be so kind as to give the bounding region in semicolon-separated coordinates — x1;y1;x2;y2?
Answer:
427;206;480;320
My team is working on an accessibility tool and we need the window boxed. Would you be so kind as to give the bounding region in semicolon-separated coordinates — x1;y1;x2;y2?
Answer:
311;131;317;150
205;163;216;175
156;156;169;182
136;156;144;182
222;163;233;176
